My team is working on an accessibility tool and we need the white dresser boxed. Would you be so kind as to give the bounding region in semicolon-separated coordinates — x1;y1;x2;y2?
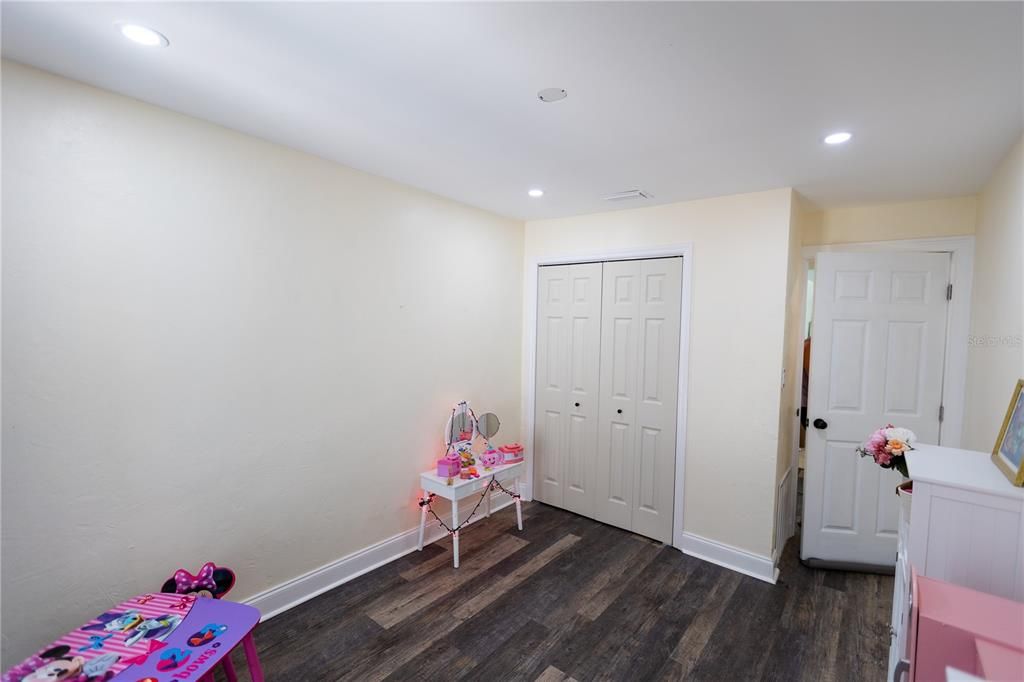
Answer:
888;444;1024;682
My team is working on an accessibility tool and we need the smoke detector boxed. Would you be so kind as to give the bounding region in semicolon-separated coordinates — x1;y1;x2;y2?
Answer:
603;190;652;202
537;88;567;102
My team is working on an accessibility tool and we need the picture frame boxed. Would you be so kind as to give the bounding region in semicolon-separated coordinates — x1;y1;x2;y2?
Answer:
992;379;1024;487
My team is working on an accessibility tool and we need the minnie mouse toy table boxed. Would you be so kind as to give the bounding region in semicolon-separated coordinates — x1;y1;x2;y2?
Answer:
3;591;264;682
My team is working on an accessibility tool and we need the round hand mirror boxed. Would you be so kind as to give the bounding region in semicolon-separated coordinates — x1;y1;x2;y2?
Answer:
477;413;500;441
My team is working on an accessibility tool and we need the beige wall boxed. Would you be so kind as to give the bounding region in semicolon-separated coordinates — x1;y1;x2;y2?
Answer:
964;137;1024;451
1;62;524;664
524;188;794;558
777;194;815;484
802;195;977;246
770;193;807;554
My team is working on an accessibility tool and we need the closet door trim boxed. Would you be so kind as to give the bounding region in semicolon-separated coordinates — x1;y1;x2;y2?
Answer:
524;244;694;549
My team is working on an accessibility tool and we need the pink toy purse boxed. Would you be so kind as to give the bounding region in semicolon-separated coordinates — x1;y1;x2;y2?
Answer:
498;443;524;464
437;453;461;477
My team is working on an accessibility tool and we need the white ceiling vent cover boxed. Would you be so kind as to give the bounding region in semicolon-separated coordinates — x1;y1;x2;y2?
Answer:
537;88;567;102
603;190;652;201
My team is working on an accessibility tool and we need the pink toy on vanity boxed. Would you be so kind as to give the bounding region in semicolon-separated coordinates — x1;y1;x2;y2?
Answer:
436;454;461;477
499;443;524;464
479;449;502;468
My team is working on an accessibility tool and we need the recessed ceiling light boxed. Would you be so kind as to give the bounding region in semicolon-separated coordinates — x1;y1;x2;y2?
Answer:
117;23;169;47
537;88;567;103
528;189;544;198
824;131;852;145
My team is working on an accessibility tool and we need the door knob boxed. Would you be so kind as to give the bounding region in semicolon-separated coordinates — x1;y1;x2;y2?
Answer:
813;418;828;430
574;402;580;408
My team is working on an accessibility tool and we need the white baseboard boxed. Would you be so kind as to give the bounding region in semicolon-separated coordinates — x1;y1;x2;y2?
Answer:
679;532;779;584
245;494;776;622
244;495;515;620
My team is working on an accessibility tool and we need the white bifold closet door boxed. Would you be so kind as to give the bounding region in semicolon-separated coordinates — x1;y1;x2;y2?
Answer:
595;258;682;542
534;263;603;517
535;257;682;543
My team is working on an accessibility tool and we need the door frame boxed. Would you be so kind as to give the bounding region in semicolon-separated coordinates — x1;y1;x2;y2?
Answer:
522;244;694;549
799;235;975;452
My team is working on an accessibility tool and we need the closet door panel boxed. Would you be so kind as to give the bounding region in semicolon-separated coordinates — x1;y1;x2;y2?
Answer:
631;258;682;543
595;260;640;531
535;263;602;514
562;263;603;517
535;266;569;507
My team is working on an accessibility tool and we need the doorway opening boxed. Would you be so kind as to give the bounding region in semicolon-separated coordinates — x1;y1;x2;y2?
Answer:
791;237;974;572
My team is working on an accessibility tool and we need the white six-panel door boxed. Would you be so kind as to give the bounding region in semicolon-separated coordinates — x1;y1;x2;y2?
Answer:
534;263;602;516
802;251;950;567
535;258;681;543
595;258;681;543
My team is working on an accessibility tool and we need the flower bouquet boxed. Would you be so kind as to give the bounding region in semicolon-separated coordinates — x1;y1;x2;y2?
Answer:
856;424;916;478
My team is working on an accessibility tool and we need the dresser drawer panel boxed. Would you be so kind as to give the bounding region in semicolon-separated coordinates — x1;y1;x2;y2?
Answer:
923;492;1023;600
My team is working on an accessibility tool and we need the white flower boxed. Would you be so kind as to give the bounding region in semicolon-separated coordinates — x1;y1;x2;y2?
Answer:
884;427;916;445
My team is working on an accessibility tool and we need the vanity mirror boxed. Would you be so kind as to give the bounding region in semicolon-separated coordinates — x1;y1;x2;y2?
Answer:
444;401;477;452
477;412;500;447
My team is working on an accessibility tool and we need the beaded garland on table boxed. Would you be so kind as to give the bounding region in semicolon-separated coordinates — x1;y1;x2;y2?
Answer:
419;475;521;535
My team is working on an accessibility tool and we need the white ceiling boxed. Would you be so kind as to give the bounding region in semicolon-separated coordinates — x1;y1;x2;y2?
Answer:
3;2;1021;220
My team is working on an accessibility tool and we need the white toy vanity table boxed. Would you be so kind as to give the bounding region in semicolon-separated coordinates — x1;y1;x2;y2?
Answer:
416;401;525;568
417;461;524;568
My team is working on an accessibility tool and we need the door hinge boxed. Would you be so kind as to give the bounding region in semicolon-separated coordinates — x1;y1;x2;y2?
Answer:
946;283;953;301
939;404;945;422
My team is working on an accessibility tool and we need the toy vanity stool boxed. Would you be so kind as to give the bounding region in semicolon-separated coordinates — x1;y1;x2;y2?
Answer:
417;402;524;568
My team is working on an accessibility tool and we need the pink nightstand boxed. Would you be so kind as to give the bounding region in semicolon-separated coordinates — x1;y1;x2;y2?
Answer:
974;639;1024;682
909;571;1024;682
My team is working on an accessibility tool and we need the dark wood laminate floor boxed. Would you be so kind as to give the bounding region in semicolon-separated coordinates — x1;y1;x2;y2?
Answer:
226;501;893;681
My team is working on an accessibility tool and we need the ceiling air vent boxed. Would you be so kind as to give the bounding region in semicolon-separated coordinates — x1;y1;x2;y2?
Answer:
603;190;651;202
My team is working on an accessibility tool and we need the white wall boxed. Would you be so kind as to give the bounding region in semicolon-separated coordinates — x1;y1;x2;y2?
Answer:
524;188;794;559
801;195;977;246
964;136;1024;451
1;61;524;665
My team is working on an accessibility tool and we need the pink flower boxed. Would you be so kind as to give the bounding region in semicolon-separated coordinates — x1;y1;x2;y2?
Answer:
868;430;888;456
874;450;893;466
